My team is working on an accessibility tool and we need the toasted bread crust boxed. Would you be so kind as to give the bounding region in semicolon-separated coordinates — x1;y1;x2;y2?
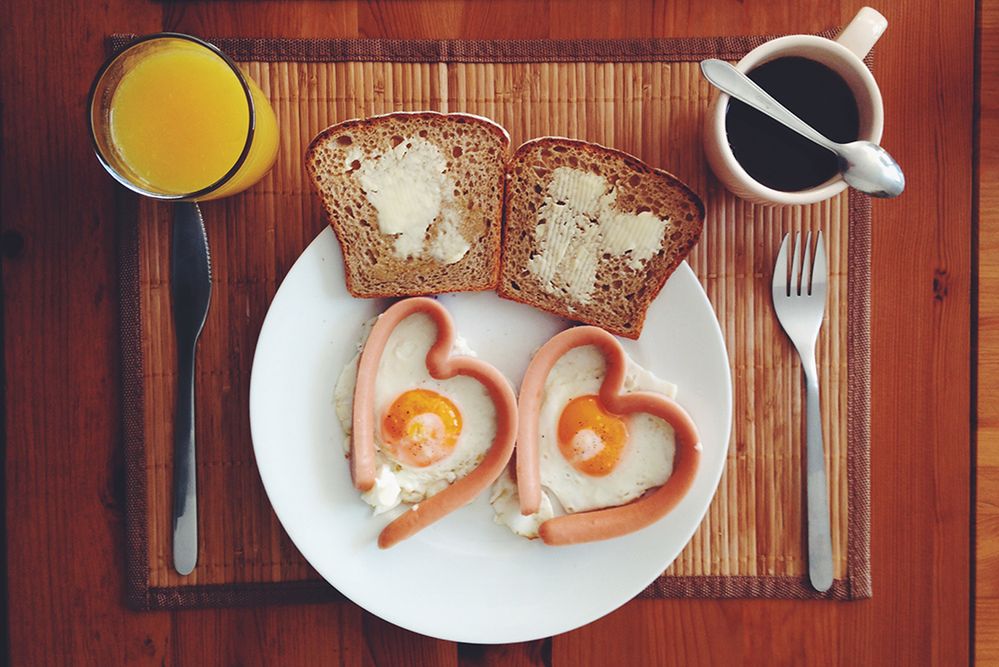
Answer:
306;112;510;298
498;137;705;339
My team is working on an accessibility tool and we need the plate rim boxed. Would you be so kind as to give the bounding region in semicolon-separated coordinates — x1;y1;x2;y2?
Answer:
249;227;732;643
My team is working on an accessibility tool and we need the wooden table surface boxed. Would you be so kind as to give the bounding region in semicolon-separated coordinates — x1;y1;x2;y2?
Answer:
1;0;986;664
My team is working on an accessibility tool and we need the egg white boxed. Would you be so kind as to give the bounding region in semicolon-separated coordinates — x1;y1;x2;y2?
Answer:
489;467;554;538
334;312;497;514
491;343;678;534
538;346;677;513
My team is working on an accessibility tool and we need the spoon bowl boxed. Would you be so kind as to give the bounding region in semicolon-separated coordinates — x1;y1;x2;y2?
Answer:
837;140;906;198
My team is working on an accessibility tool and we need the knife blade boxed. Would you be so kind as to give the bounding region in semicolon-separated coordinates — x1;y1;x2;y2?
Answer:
170;201;212;576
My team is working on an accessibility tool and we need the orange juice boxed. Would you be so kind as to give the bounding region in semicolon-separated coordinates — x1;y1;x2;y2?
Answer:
108;38;277;199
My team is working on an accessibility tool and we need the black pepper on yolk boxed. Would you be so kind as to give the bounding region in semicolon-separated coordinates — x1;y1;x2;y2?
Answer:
556;394;629;476
381;389;462;467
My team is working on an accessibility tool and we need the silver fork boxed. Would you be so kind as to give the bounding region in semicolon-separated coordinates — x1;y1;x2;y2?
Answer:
772;231;833;592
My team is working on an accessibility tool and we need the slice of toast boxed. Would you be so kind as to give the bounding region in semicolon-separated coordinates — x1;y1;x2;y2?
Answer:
499;138;705;339
306;112;510;298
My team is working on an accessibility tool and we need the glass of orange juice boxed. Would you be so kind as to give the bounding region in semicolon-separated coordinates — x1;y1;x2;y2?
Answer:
88;32;278;200
89;33;279;576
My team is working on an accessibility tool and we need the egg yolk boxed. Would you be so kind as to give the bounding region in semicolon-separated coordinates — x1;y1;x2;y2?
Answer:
381;389;462;467
557;395;628;476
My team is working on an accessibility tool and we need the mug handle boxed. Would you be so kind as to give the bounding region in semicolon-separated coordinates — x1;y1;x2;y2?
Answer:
835;6;888;59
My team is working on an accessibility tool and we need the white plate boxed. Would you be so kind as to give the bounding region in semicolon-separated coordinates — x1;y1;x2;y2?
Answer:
249;228;732;643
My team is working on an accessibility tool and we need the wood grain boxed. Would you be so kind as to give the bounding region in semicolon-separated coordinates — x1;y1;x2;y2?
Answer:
1;0;974;665
978;0;999;662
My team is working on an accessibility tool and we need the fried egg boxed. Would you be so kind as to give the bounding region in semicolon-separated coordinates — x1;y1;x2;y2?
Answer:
491;344;677;536
335;312;496;514
489;467;554;538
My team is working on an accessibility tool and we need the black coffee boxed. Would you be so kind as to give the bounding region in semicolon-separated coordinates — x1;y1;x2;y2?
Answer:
725;57;860;192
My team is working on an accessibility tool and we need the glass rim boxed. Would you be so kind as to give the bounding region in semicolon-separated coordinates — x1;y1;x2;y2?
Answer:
87;32;257;201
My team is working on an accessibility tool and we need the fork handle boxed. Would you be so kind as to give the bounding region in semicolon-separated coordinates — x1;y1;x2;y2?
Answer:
803;359;834;592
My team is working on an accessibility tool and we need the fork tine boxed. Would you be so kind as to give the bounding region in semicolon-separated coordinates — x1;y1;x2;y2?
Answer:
813;230;827;290
790;232;802;296
773;233;789;296
802;231;813;295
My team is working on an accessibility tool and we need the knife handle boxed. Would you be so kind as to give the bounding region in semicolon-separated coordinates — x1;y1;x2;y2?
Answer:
173;340;198;575
170;201;210;576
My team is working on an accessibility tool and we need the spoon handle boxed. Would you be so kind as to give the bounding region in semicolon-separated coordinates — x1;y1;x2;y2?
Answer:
700;59;839;153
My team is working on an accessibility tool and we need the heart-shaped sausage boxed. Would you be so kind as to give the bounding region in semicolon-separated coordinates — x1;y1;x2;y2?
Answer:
352;297;518;548
517;326;701;545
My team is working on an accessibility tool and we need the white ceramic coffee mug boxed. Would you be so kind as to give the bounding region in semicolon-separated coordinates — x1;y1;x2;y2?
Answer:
703;7;888;206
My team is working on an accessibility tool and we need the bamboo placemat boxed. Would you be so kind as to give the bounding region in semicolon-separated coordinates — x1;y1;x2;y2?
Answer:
115;33;871;609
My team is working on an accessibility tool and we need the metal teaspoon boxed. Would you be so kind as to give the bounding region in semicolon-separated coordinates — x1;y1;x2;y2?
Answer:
701;58;905;198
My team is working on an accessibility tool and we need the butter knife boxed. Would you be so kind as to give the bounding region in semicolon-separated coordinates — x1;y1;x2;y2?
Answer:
171;201;212;575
